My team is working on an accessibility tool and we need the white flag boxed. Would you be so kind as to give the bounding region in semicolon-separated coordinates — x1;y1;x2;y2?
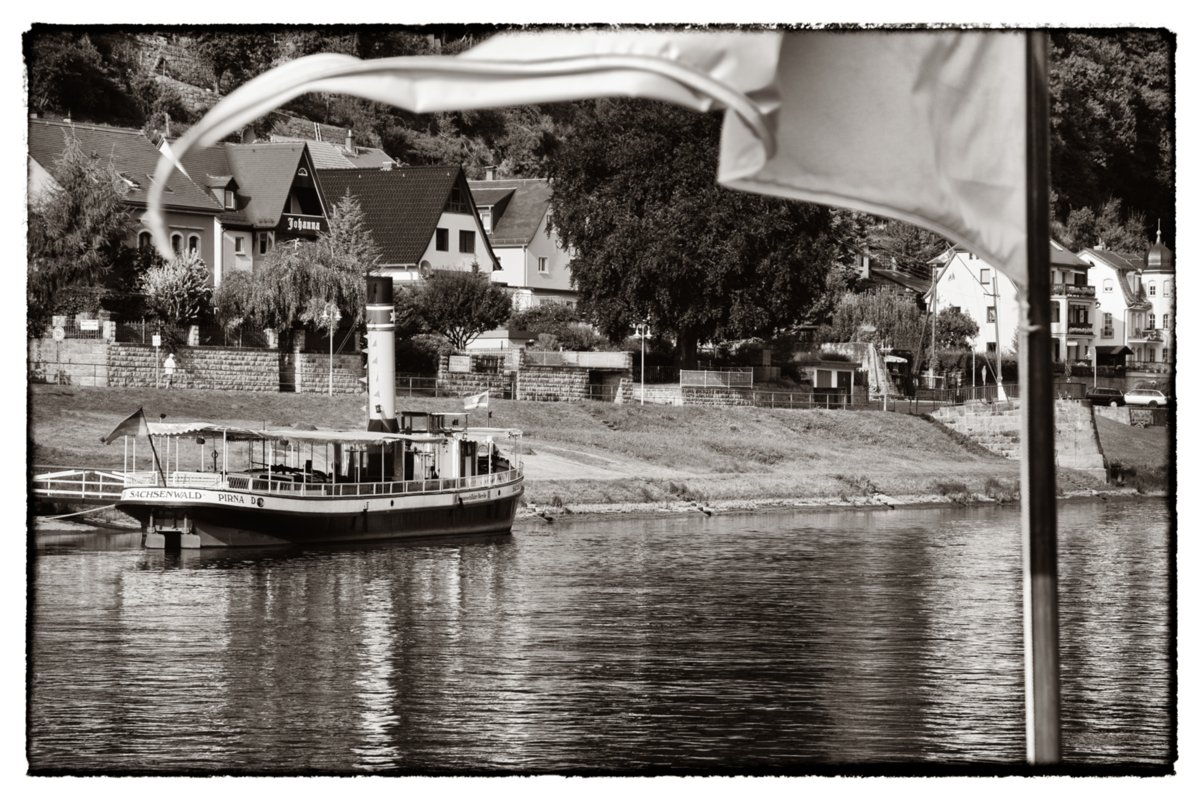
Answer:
464;390;489;410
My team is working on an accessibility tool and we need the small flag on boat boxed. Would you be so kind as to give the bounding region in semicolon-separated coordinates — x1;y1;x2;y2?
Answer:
102;407;150;444
463;390;489;410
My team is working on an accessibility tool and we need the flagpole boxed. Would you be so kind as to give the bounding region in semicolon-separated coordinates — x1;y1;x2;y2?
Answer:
1020;30;1061;765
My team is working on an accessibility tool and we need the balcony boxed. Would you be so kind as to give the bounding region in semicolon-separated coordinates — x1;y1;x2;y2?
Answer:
1066;325;1094;336
1051;284;1096;298
1129;328;1164;342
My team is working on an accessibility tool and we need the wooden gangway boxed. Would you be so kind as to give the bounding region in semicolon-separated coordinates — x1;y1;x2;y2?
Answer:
31;469;129;505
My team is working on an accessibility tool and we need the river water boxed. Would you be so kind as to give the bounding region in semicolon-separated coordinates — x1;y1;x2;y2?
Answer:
28;498;1173;774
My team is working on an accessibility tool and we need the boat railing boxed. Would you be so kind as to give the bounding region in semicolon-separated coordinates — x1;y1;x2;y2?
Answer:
236;467;522;497
115;466;521;497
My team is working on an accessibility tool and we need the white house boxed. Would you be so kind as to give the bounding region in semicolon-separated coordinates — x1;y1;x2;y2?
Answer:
927;240;1097;364
468;174;575;310
1076;226;1174;373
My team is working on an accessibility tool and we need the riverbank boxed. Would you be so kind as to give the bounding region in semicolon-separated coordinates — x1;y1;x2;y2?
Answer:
29;384;1168;522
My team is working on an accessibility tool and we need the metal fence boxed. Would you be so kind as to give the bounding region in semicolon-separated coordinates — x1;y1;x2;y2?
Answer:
679;369;754;389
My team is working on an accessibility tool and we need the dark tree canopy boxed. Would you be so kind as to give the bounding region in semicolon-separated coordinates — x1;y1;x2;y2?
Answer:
1049;30;1174;247
547;98;838;367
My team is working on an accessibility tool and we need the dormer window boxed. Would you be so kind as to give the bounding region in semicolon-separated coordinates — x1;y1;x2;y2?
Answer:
117;172;140;189
224;189;236;210
480;209;492;233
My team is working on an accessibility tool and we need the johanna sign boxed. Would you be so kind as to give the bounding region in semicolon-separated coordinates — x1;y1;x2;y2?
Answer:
281;214;327;235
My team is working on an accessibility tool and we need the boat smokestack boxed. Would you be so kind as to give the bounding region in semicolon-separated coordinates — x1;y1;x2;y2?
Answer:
365;276;398;432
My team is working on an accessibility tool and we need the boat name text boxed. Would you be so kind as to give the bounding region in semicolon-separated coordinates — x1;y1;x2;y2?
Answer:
126;489;203;500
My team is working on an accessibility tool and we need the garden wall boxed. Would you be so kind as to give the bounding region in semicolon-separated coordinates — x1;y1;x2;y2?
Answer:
28;337;109;386
516;365;590;402
106;344;283;391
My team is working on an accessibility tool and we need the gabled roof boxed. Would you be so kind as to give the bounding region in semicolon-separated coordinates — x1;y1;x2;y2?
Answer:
1078;248;1150;309
467;178;553;247
863;266;929;295
171;141;317;228
940;239;1089;270
29;118;221;214
270;135;396;170
1078;248;1145;273
318;166;498;268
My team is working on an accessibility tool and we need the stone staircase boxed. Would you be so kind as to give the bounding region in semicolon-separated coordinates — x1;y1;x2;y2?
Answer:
932;400;1107;481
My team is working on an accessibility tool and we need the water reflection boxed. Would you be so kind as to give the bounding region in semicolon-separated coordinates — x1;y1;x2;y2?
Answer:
30;499;1171;772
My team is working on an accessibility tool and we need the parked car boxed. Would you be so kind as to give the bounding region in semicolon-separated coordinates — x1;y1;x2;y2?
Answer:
1124;389;1170;407
1085;387;1126;407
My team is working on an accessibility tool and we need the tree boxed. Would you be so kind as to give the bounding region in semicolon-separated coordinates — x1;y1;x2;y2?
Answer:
1053;197;1149;253
507;303;606;350
1049;31;1174;246
27;133;135;335
827;288;931;373
191;31;279;94
139;251;213;330
935;306;980;351
313;190;383;325
866;219;950;278
407;267;512;350
212;270;256;344
547;98;837;368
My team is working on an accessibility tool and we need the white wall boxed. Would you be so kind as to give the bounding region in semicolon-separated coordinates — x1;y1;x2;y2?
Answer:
930;252;1021;354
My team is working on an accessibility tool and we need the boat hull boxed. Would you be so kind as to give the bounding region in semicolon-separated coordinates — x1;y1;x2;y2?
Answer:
117;477;523;548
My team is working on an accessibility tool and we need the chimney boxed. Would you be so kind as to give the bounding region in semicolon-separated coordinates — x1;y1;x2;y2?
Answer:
1096;239;1105;251
485;165;497;181
859;253;871;281
346;128;356;156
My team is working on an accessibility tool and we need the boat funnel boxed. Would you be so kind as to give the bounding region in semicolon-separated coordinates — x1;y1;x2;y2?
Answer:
365;276;398;433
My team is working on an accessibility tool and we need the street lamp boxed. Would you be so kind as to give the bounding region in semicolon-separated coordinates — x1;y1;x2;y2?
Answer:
321;304;342;396
634;320;651;406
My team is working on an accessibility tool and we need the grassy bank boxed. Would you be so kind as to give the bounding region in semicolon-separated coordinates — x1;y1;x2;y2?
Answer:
29;384;1162;515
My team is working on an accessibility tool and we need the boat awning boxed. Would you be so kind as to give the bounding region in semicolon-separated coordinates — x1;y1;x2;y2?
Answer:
143;421;442;446
1096;345;1133;356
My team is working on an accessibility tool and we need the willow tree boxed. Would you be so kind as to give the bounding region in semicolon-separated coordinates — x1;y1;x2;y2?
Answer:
237;192;381;340
828;287;931;374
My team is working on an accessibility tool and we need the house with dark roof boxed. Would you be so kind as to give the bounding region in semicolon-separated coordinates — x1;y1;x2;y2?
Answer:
1077;227;1174;372
926;240;1096;363
162;139;331;284
28;117;223;279
317;166;498;283
467;174;575;309
853;254;934;310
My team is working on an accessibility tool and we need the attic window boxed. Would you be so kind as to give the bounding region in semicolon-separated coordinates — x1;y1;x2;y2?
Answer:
224;189;236;209
118;172;140;189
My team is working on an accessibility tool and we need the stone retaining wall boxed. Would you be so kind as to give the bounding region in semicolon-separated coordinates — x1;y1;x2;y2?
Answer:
107;344;283;391
933;399;1106;480
28;338;109;386
682;386;753;407
516;365;590;402
615;379;684;405
295;352;364;395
